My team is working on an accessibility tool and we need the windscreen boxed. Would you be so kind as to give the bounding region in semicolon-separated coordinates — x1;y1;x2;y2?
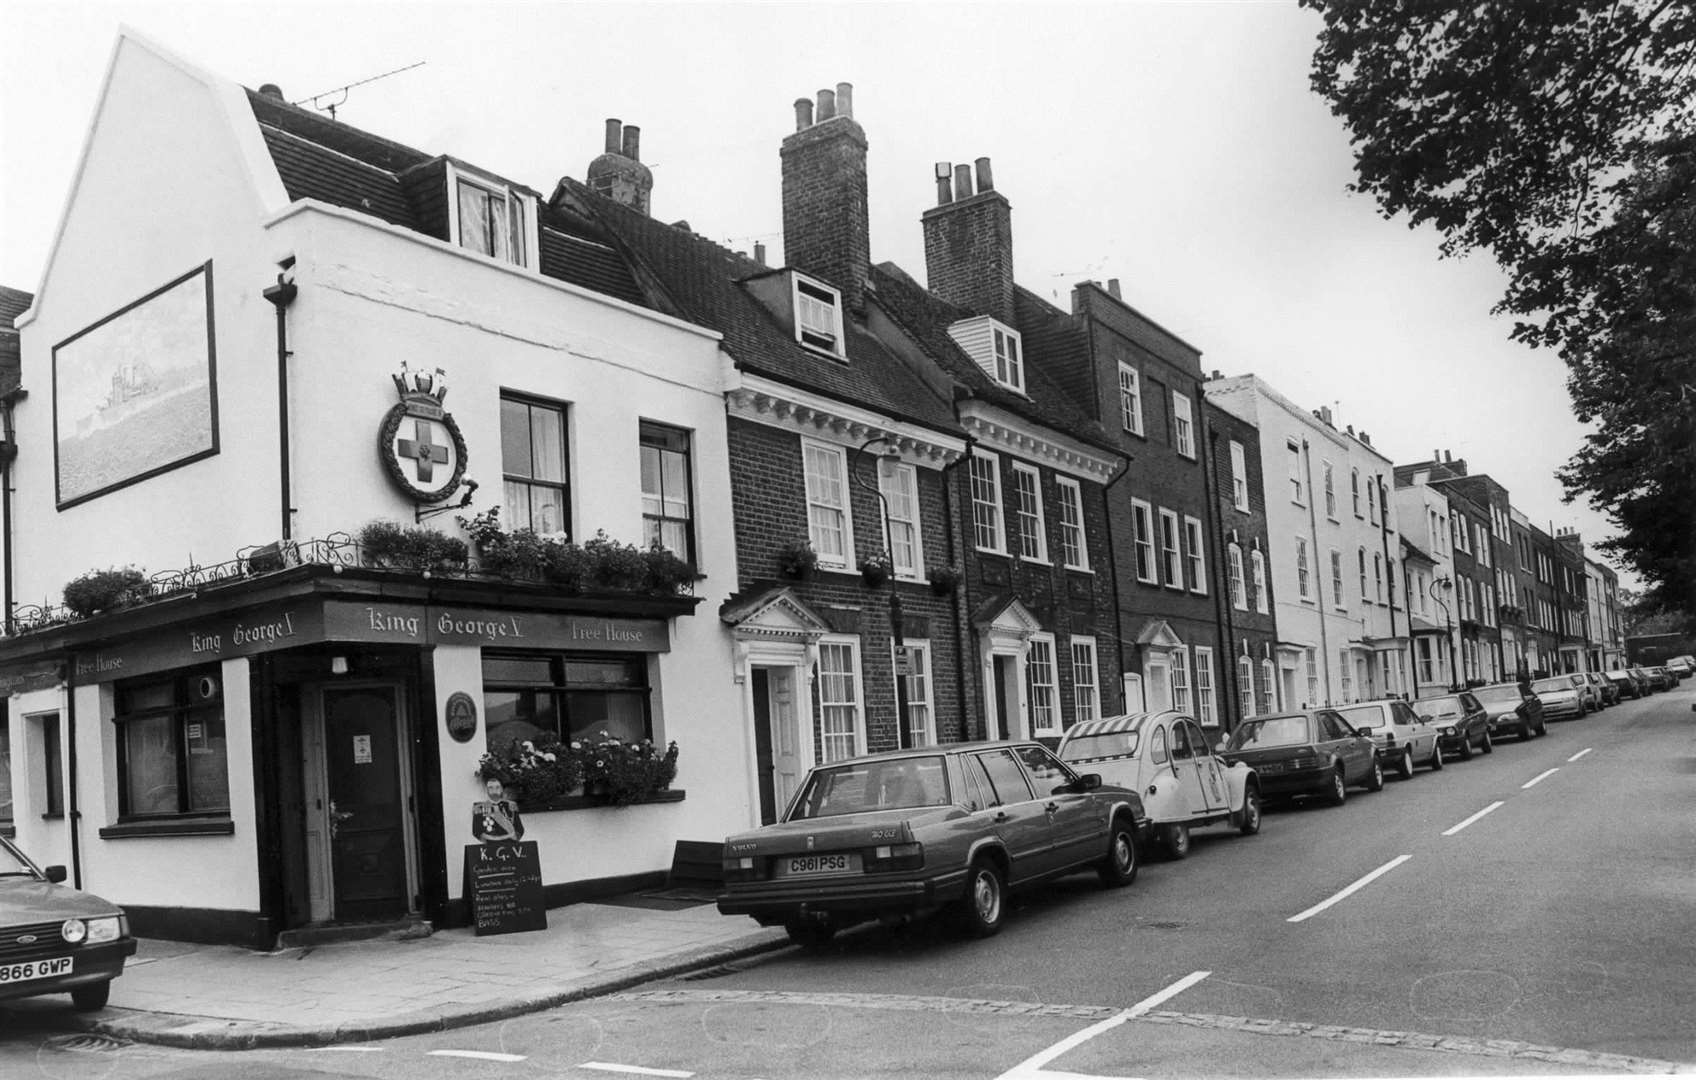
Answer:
1470;685;1522;703
1334;705;1386;731
1533;678;1574;694
1416;695;1462;718
1227;715;1311;749
789;756;950;820
1059;730;1140;762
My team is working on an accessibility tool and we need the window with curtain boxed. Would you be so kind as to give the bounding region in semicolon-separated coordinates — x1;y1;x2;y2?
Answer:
483;652;653;755
1011;463;1047;562
1119;363;1144;435
878;458;922;577
1230;441;1249;511
1260;658;1277;713
1183;516;1207;594
1172;392;1195;458
1132;500;1156;583
1071;638;1099;724
1228;544;1247;610
1252;549;1269;613
1055;478;1088;569
1323;461;1337;519
639;422;693;562
1160;510;1183;588
501;394;569;536
1171;648;1192;711
970;453;1005;553
1026;637;1058;733
803;440;850;566
1296;537;1312;600
456;175;527;266
1238;655;1255;718
899;641;934;747
817;640;862;762
1194;646;1216;726
113;670;228;819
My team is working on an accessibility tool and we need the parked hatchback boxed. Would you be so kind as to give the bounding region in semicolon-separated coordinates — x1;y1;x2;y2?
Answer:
1668;656;1694;680
1332;699;1443;779
1584;671;1619;707
0;835;137;1011
1604;668;1643;699
1057;711;1262;858
1533;676;1590;720
718;741;1151;946
1219;710;1381;806
1470;682;1547;741
1412;691;1493;759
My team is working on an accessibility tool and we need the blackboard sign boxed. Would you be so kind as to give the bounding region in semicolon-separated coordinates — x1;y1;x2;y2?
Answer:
464;842;547;936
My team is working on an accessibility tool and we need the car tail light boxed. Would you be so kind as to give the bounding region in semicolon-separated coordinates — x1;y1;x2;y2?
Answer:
1383;731;1396;746
1288;755;1320;770
721;855;765;882
864;842;923;872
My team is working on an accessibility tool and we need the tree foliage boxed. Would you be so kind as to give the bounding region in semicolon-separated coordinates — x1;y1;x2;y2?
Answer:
1304;0;1696;622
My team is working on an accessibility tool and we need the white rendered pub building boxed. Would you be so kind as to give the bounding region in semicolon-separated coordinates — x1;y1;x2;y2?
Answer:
0;32;744;946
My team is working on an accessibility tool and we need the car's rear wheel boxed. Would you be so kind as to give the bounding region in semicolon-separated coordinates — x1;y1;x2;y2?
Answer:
1480;729;1494;755
1097;817;1139;887
1520;719;1534;741
784;919;836;950
955;858;1005;938
1537;719;1548;737
1164;822;1192;859
1238;787;1262;835
71;981;111;1011
1396;747;1415;780
1365;759;1385;792
1326;766;1347;806
1428;743;1444;770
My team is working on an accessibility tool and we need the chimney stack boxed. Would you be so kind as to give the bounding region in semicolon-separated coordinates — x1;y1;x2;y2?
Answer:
1107;278;1122;300
259;83;285;100
781;81;869;312
586;118;654;215
754;241;767;266
922;153;1015;322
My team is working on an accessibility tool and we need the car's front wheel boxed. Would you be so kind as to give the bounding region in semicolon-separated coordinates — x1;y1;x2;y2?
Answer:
70;981;112;1011
784;919;836;950
1396;747;1415;780
956;858;1005;938
1097;817;1139;887
1480;729;1494;755
1365;759;1385;792
1238;787;1262;835
1459;734;1474;761
1165;822;1192;859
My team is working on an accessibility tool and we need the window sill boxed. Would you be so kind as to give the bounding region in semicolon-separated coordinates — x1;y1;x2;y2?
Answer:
521;788;686;813
99;818;235;839
1064;564;1093;575
41;813;64;821
0;824;13;838
1019;556;1053;568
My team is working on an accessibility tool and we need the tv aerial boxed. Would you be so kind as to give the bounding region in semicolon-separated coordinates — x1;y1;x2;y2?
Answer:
293;61;426;120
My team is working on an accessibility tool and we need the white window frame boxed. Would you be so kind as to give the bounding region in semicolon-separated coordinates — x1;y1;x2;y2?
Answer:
992;324;1024;392
1287;440;1305;504
1305;648;1319;707
793;274;846;358
1230;441;1249;511
1367;476;1379;525
1071;636;1100;726
1373;552;1385;604
1323;460;1337;519
1295;535;1313;602
1055;477;1089;571
1010;462;1049;564
1261;657;1278;713
969;451;1007;554
1351;468;1362;517
1171;646;1192;711
1172;391;1196;459
1159;508;1184;590
447;163;536;270
1118;363;1145;436
1331;549;1346;612
878;458;924;580
1131;499;1157;584
1228;544;1247;611
817;636;865;762
1193;646;1217;727
1238;655;1255;718
1183;515;1207;595
1251;549;1269;614
801;438;854;569
1358;547;1370;603
1339;648;1353;701
1026;634;1060;736
896;639;936;747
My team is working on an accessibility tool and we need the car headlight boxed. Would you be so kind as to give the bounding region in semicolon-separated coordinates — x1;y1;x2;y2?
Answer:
1442;726;1457;737
60;918;87;944
84;916;123;944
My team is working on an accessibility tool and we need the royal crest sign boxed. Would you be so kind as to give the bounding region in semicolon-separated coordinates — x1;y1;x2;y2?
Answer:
379;362;467;503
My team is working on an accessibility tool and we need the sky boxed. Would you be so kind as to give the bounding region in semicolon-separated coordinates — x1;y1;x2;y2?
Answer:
0;0;1630;586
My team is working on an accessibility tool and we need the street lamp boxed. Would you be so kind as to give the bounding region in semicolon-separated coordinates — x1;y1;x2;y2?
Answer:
851;435;913;751
1430;575;1459;690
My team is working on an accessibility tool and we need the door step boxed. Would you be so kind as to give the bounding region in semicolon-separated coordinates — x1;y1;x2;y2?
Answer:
275;916;433;950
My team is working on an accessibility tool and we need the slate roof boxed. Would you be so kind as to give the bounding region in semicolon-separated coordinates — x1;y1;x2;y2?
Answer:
0;286;28;396
558;179;959;433
871;263;1117;455
247;91;644;305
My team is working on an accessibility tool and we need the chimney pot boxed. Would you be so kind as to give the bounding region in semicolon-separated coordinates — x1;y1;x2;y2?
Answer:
604;118;622;154
934;162;954;205
974;156;994;193
622;124;641;162
259;83;285;99
754;241;767;266
817;88;836;121
953;164;973;201
794;97;814;131
1444;449;1452;463
1362;432;1371;445
1107;277;1121;299
835;82;853;118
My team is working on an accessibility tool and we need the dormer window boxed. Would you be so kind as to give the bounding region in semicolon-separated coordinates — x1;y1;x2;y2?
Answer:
946;316;1025;394
793;275;845;357
449;164;534;269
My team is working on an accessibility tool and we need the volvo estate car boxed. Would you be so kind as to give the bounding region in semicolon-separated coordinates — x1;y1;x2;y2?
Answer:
718;742;1151;947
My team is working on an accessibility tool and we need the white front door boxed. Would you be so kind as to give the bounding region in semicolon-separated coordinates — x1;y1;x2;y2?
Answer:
754;666;804;823
1145;658;1172;712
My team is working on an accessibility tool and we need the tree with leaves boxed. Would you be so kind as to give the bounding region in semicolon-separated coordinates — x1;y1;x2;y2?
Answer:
1303;0;1696;624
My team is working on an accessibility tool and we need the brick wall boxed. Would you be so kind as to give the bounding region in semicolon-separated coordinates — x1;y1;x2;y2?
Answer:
780;117;869;313
922;190;1014;323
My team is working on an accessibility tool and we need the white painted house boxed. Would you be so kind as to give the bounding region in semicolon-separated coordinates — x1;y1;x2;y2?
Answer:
0;31;745;946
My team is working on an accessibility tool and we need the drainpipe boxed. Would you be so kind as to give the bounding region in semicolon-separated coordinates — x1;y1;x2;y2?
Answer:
1375;473;1399;696
0;388;27;635
263;262;298;540
1100;449;1133;715
1202;423;1235;731
64;663;82;889
941;428;976;740
1301;438;1332;705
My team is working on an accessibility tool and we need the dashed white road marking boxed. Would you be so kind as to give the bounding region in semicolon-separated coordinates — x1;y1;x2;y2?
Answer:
1287;855;1411;923
1568;747;1593;762
1522;768;1559;789
1442;800;1504;836
429;1049;527;1062
305;1046;384;1052
993;972;1209;1080
580;1064;694;1078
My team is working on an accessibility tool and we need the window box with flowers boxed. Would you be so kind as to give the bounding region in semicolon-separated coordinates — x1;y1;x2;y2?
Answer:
926;563;964;596
478;732;682;810
777;538;819;581
859;551;892;587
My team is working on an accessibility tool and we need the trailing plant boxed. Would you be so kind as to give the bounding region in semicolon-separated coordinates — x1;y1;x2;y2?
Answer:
477;731;679;808
778;538;819;580
62;567;149;618
582;732;680;807
456;510;701;596
477;734;584;804
859;550;892;587
926;562;964;596
357;520;468;572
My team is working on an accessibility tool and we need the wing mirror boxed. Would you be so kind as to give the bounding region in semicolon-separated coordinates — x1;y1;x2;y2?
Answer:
1065;773;1102;793
1354;727;1372;738
44;865;67;883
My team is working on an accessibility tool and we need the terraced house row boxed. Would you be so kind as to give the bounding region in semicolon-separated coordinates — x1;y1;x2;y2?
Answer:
0;34;1621;947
